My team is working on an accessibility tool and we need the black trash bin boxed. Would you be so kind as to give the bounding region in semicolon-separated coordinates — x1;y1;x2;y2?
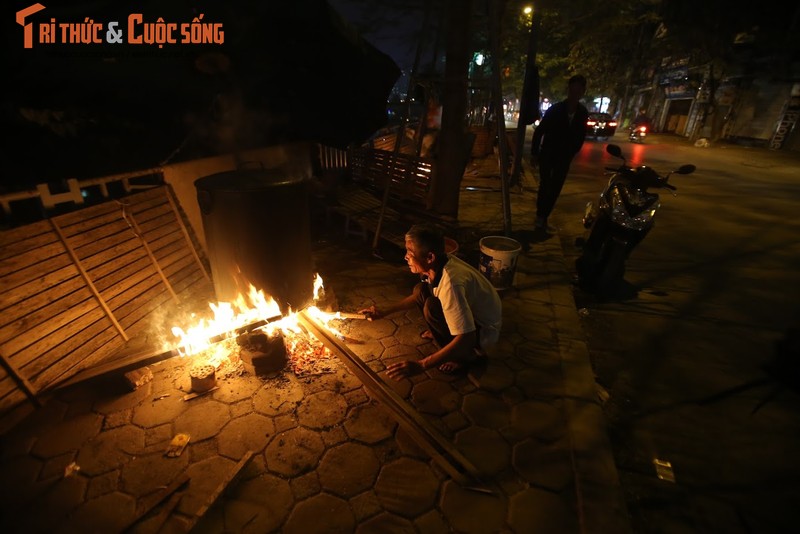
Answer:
194;169;314;313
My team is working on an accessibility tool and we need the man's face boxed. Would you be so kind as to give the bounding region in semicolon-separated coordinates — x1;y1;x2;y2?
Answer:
404;237;431;274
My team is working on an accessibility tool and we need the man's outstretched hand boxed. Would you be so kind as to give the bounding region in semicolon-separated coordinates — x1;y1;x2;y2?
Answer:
386;359;425;380
357;305;380;321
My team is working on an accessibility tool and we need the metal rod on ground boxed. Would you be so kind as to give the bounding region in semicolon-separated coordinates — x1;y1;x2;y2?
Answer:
298;311;494;493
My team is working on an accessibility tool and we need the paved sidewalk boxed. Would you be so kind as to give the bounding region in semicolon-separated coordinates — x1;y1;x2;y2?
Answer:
0;154;630;533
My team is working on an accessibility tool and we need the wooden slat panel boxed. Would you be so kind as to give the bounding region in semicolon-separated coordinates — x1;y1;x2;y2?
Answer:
11;305;110;372
118;289;175;338
0;228;59;263
2;290;103;364
0;384;29;416
0;264;80;312
65;216;131;249
146;239;187;267
147;229;184;255
0;241;65;278
72;227;139;262
128;202;173;227
53;198;121;229
80;238;143;272
0;250;74;295
0;276;85;331
124;186;170;205
92;255;155;294
87;246;149;283
0;220;53;250
57;205;127;239
132;210;175;236
100;266;161;304
113;277;174;329
173;269;208;299
31;322;122;389
0;285;93;345
157;252;194;282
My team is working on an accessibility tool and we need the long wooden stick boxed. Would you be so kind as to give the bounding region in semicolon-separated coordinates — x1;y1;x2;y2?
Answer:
120;203;179;303
49;218;129;341
164;186;211;282
123;472;190;532
298;311;493;493
185;450;255;531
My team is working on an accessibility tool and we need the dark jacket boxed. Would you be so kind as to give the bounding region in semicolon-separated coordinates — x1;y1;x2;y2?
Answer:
530;101;589;159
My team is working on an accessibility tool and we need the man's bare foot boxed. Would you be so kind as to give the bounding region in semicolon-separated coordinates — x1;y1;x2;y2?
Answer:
420;330;434;340
438;351;488;375
438;361;465;374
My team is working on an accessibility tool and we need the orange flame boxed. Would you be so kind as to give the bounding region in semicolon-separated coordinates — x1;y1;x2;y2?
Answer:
169;274;344;360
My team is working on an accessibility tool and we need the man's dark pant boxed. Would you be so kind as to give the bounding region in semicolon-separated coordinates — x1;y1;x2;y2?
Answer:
536;154;572;222
413;282;452;348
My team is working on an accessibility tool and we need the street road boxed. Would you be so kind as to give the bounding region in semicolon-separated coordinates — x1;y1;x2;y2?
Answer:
545;133;800;533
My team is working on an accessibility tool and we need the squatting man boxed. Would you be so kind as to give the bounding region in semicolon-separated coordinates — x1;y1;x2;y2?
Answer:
359;224;502;380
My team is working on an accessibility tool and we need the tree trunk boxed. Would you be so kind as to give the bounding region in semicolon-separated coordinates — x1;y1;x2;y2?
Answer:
428;0;472;216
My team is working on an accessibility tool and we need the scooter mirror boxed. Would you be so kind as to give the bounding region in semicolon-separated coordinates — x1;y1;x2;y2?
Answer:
675;164;696;175
606;144;623;158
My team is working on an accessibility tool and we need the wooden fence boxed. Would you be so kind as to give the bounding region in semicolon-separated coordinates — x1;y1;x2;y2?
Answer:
0;185;212;431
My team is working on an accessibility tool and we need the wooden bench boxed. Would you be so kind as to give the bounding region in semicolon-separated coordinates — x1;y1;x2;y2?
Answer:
325;147;454;248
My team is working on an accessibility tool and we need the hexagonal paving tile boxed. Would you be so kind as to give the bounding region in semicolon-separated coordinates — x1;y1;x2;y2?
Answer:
67;491;136;533
344;403;397;444
212;375;263;403
265;427;325;477
225;474;293;532
510;399;566;442
509;487;580;534
296;390;347;429
462;391;511;429
76;425;145;476
173;400;230;441
93;385;153;415
177;455;237;516
467;360;515;392
283;493;355;534
411;380;460;416
31;413;103;458
374;457;438;518
120;450;189;498
253;375;304;416
317;442;380;497
218;413;275;459
347;341;384;362
353;318;397;340
440;479;507;534
513;438;573;492
131;394;186;428
356;512;415;533
454;426;510;476
515;364;564;398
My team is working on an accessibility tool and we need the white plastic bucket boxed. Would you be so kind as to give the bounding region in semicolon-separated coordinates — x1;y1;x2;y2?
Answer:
478;236;522;289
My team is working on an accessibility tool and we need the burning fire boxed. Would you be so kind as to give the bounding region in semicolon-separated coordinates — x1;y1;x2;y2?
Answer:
169;274;345;369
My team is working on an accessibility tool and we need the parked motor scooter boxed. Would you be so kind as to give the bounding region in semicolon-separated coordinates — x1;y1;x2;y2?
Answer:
629;124;647;143
575;144;696;296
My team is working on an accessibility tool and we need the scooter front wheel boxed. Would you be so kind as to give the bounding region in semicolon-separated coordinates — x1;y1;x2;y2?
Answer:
597;239;627;297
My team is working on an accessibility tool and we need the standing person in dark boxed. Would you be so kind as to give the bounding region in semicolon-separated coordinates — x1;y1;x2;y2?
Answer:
530;74;589;232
